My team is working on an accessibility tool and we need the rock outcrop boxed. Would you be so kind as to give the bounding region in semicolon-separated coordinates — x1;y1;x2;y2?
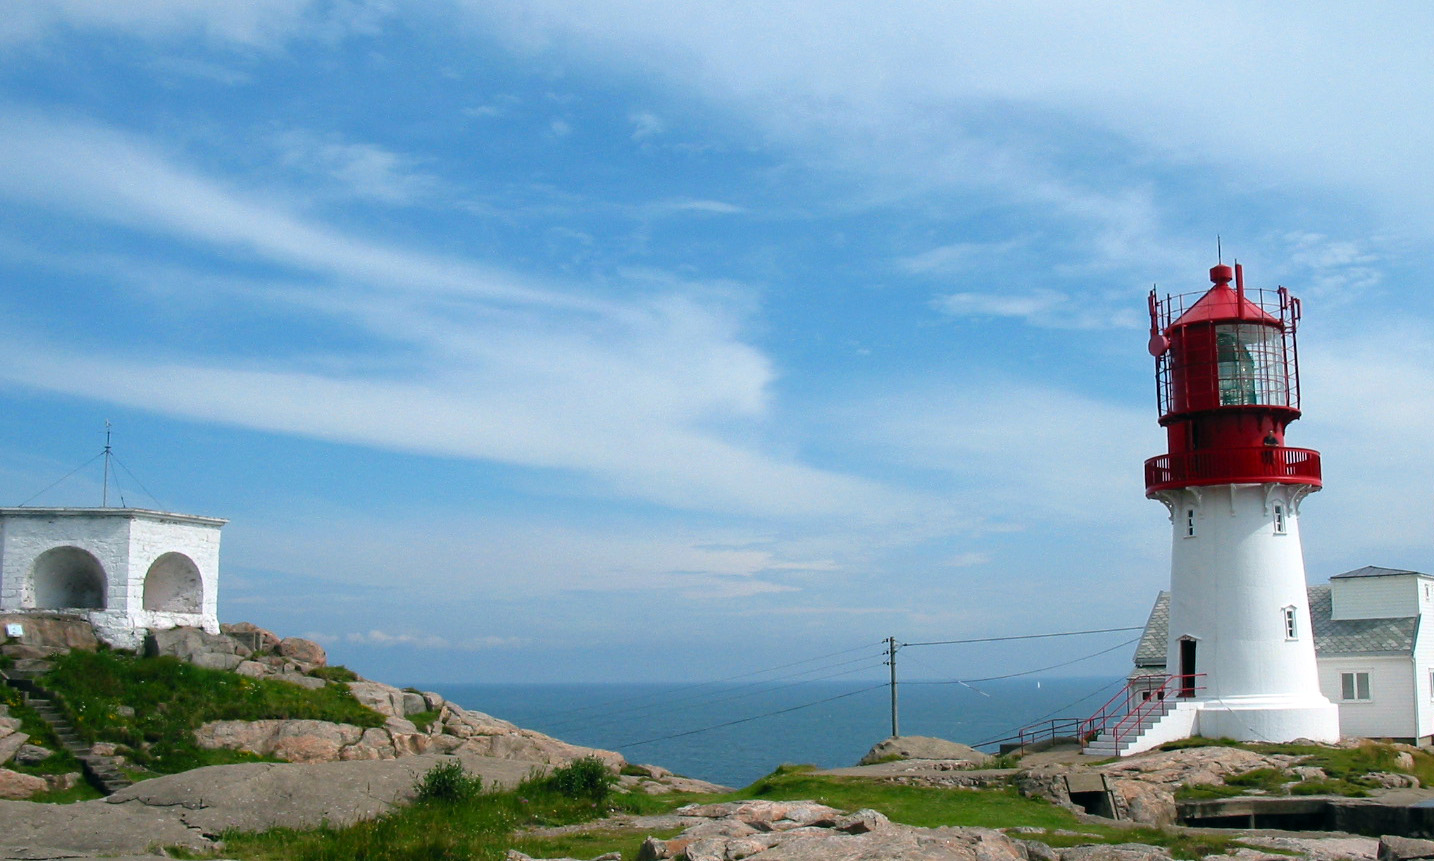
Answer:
0;612;100;659
191;674;625;770
632;799;1034;861
859;735;992;768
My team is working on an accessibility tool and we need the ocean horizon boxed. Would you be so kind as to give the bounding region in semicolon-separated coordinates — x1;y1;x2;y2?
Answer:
428;676;1123;788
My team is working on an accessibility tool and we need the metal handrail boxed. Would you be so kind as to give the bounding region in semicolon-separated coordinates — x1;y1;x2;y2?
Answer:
1092;674;1205;749
1007;673;1207;754
1145;446;1321;493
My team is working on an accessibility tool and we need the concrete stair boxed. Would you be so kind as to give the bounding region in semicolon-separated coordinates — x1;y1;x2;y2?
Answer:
1083;700;1174;757
0;666;133;795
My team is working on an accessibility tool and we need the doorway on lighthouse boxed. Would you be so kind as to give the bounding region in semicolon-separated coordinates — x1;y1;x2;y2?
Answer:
1178;637;1198;697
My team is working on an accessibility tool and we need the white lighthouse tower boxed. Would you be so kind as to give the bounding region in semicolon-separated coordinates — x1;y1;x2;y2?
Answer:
1138;262;1340;745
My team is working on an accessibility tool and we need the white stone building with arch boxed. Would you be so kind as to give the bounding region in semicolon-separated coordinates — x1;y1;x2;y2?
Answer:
0;508;225;649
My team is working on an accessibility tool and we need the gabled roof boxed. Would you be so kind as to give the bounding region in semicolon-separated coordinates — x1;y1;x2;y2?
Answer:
1329;566;1425;580
1134;584;1419;667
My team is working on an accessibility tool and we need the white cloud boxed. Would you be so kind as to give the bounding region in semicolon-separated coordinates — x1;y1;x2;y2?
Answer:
462;2;1434;239
0;0;397;48
0;113;913;518
934;289;1068;323
899;240;1023;275
337;630;528;650
629;110;665;141
272;130;438;204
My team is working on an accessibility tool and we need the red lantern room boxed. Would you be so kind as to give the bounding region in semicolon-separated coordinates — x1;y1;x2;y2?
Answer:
1144;263;1322;494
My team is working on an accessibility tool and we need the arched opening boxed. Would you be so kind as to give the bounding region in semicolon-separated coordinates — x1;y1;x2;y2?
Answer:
31;546;107;609
143;552;203;613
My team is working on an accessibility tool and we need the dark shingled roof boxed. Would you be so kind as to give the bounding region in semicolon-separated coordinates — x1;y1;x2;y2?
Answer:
1134;591;1169;668
1308;585;1419;654
1133;581;1421;670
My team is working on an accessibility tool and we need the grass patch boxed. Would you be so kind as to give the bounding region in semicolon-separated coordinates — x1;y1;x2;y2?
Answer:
1224;767;1289;792
511;824;684;861
40;649;385;774
1034;826;1257;860
307;665;359;683
206;759;635;861
731;764;1076;830
0;685;87;777
406;708;441;733
25;780;104;804
1175;782;1245;800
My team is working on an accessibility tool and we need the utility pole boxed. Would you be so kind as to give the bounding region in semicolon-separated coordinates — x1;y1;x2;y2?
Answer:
886;636;899;739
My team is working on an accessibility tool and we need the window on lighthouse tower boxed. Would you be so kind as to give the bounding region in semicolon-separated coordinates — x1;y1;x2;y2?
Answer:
1216;329;1258;406
1216;324;1291;407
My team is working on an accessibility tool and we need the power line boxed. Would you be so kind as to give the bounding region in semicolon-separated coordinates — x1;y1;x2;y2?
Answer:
522;640;887;727
901;625;1143;648
540;651;888;733
618;682;888;748
907;637;1140;685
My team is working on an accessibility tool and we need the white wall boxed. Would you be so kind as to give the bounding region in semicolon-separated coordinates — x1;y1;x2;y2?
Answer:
1331;574;1419;621
1318;655;1413;740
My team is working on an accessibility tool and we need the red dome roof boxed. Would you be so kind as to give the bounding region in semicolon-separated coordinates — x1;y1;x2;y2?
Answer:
1169;265;1281;328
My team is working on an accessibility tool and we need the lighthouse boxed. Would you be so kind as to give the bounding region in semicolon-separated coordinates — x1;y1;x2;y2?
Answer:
1140;262;1340;744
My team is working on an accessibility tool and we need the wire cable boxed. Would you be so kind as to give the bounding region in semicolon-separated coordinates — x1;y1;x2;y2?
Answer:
17;452;105;506
617;682;888;748
901;626;1143;648
527;640;887;726
906;637;1139;685
111;453;164;510
540;652;889;733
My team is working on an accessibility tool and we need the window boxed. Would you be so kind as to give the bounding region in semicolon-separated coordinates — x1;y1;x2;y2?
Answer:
1273;503;1286;534
1340;671;1371;702
1429;668;1434;701
1283;606;1298;640
1185;509;1197;538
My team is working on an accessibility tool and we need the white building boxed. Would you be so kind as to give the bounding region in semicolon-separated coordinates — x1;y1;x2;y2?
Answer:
1133;566;1434;744
0;507;225;649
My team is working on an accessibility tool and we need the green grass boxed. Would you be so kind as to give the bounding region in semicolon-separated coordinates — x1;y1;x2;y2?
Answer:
406;708;440;733
511;824;686;861
40;649;385;774
198;759;641;861
0;684;87;777
307;666;359;683
1160;737;1412;798
729;764;1077;830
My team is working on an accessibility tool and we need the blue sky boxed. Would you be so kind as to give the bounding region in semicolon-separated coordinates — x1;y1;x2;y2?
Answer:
3;2;1434;687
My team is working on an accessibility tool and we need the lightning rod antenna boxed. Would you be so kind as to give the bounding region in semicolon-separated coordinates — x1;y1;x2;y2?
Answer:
102;420;112;507
1217;235;1223;264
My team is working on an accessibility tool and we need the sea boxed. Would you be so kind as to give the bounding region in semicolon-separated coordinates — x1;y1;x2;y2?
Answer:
430;676;1123;789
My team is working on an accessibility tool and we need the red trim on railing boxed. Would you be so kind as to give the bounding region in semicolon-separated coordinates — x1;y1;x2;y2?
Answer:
1144;447;1321;494
1086;674;1204;750
1009;674;1206;754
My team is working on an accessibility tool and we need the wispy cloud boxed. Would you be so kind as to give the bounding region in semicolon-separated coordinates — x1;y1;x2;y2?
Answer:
336;630;528;650
0;112;913;518
271;130;438;205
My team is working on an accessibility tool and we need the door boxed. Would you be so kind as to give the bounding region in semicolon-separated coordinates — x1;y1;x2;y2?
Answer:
1179;638;1197;698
